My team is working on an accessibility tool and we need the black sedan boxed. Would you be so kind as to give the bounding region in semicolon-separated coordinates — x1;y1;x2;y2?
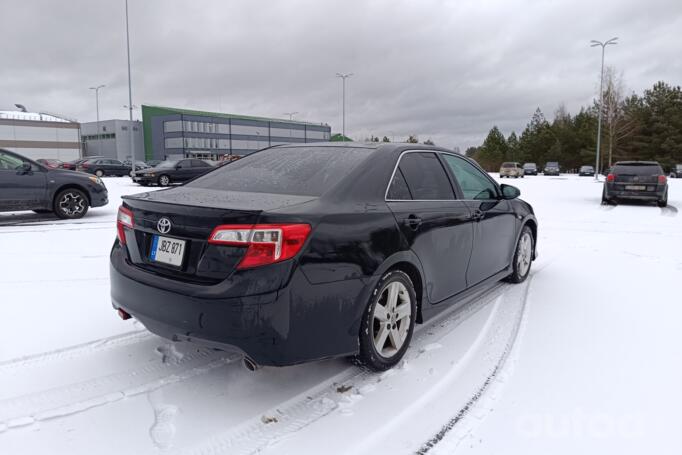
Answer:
602;161;668;207
670;164;682;178
132;158;214;186
111;143;538;370
0;148;108;218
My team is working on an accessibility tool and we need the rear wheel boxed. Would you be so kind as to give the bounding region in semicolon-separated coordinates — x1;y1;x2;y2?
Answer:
95;169;104;177
54;189;89;219
158;174;171;186
355;270;417;371
658;190;668;208
601;187;614;205
506;226;534;283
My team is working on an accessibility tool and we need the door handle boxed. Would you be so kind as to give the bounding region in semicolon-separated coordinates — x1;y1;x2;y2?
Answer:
402;215;423;230
470;209;484;221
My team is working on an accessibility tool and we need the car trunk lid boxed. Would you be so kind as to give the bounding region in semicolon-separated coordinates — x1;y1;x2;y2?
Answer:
121;187;316;283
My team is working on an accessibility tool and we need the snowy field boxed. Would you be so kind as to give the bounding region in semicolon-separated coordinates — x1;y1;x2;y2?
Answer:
0;175;680;454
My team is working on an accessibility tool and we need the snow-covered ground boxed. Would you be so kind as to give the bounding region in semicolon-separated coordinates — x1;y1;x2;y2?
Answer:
0;175;680;454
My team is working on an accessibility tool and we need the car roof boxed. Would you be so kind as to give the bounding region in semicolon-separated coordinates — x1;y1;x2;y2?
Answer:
614;161;660;165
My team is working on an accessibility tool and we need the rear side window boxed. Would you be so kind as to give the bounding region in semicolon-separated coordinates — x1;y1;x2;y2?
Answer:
387;168;413;200
442;155;499;200
190;159;210;168
188;146;373;196
613;163;663;175
395;152;454;200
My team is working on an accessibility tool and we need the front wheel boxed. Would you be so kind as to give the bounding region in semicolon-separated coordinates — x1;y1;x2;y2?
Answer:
95;169;104;177
355;270;417;371
158;174;171;186
54;189;89;219
506;226;534;283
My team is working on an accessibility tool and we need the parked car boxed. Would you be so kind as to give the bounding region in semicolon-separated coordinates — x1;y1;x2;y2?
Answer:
111;143;538;371
123;160;151;171
132;158;214;186
61;157;103;170
669;164;682;178
78;158;132;177
36;159;64;169
579;165;595;176
499;162;524;178
544;161;560;176
0;148;108;218
523;162;538;175
602;161;668;207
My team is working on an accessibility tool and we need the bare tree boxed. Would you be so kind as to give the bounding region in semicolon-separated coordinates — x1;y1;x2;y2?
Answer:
601;67;636;166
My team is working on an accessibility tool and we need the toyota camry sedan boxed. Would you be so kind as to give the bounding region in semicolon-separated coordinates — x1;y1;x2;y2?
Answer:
110;143;538;370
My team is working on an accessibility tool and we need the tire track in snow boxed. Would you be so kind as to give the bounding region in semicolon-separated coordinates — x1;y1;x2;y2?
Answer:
175;283;510;455
0;345;240;432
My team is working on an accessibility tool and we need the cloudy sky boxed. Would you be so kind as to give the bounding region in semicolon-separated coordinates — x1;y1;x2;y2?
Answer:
1;0;681;149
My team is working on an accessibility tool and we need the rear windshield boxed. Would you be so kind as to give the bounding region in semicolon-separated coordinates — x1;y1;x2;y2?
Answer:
612;163;663;175
580;166;593;171
546;162;558;167
523;163;536;168
187;146;373;196
501;162;516;168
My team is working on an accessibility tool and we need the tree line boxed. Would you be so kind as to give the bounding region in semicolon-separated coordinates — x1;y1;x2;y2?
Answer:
468;76;682;172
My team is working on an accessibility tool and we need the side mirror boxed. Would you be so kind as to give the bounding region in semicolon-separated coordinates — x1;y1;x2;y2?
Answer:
17;162;32;174
500;184;520;199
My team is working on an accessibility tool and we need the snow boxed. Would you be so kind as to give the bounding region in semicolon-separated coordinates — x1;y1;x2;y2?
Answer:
0;175;681;454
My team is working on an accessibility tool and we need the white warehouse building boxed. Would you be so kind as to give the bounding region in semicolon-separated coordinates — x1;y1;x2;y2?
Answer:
0;110;81;161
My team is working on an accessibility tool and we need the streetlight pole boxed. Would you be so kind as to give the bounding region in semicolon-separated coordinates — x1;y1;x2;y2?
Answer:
590;37;618;180
89;85;105;143
125;0;135;174
283;112;298;121
336;73;353;141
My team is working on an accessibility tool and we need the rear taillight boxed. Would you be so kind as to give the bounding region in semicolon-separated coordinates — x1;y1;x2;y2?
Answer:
208;224;311;269
658;175;667;184
607;173;615;182
117;206;134;245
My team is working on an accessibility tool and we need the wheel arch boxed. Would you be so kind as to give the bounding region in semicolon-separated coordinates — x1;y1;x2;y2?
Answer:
53;183;91;208
372;251;426;324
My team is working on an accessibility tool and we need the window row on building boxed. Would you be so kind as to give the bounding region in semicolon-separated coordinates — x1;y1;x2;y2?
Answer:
163;120;330;141
82;133;116;141
165;136;299;150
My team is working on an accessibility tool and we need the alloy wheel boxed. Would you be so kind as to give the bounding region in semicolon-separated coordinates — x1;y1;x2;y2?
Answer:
58;192;86;217
517;231;532;276
372;281;412;358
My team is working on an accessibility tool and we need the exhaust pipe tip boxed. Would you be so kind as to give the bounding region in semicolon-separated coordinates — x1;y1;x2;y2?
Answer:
242;356;260;372
117;308;132;320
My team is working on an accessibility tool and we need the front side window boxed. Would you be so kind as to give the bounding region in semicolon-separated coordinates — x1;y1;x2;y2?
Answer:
395;152;454;200
0;151;24;170
442;155;499;200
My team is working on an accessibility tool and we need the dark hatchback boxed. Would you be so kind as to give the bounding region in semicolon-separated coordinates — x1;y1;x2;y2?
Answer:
132;158;214;186
111;143;538;370
603;161;668;207
0;148;108;218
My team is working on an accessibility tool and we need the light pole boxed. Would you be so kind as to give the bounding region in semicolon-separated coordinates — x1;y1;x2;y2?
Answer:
336;73;353;141
89;85;105;141
283;112;298;121
125;0;135;174
590;37;618;180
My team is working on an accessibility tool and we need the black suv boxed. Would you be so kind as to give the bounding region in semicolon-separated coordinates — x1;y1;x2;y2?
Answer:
0;149;108;218
670;164;682;178
78;158;133;177
543;162;560;176
132;158;214;186
602;161;668;207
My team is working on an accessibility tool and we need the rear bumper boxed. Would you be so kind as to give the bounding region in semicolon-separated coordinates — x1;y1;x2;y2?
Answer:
109;243;368;366
605;184;666;201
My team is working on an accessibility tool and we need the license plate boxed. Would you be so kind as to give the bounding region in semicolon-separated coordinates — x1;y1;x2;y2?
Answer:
625;185;646;191
150;235;186;267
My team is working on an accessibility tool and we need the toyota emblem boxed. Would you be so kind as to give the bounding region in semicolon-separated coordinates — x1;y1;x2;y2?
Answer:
157;217;172;234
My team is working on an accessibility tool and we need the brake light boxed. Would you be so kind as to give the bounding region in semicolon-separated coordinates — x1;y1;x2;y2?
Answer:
607;174;615;182
117;206;134;245
658;175;667;184
208;224;311;269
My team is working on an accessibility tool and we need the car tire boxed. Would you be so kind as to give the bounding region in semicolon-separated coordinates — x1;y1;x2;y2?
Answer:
129;170;134;177
506;226;534;284
95;169;104;177
354;270;417;371
601;187;614;205
158;175;171;186
54;189;89;219
657;190;668;208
